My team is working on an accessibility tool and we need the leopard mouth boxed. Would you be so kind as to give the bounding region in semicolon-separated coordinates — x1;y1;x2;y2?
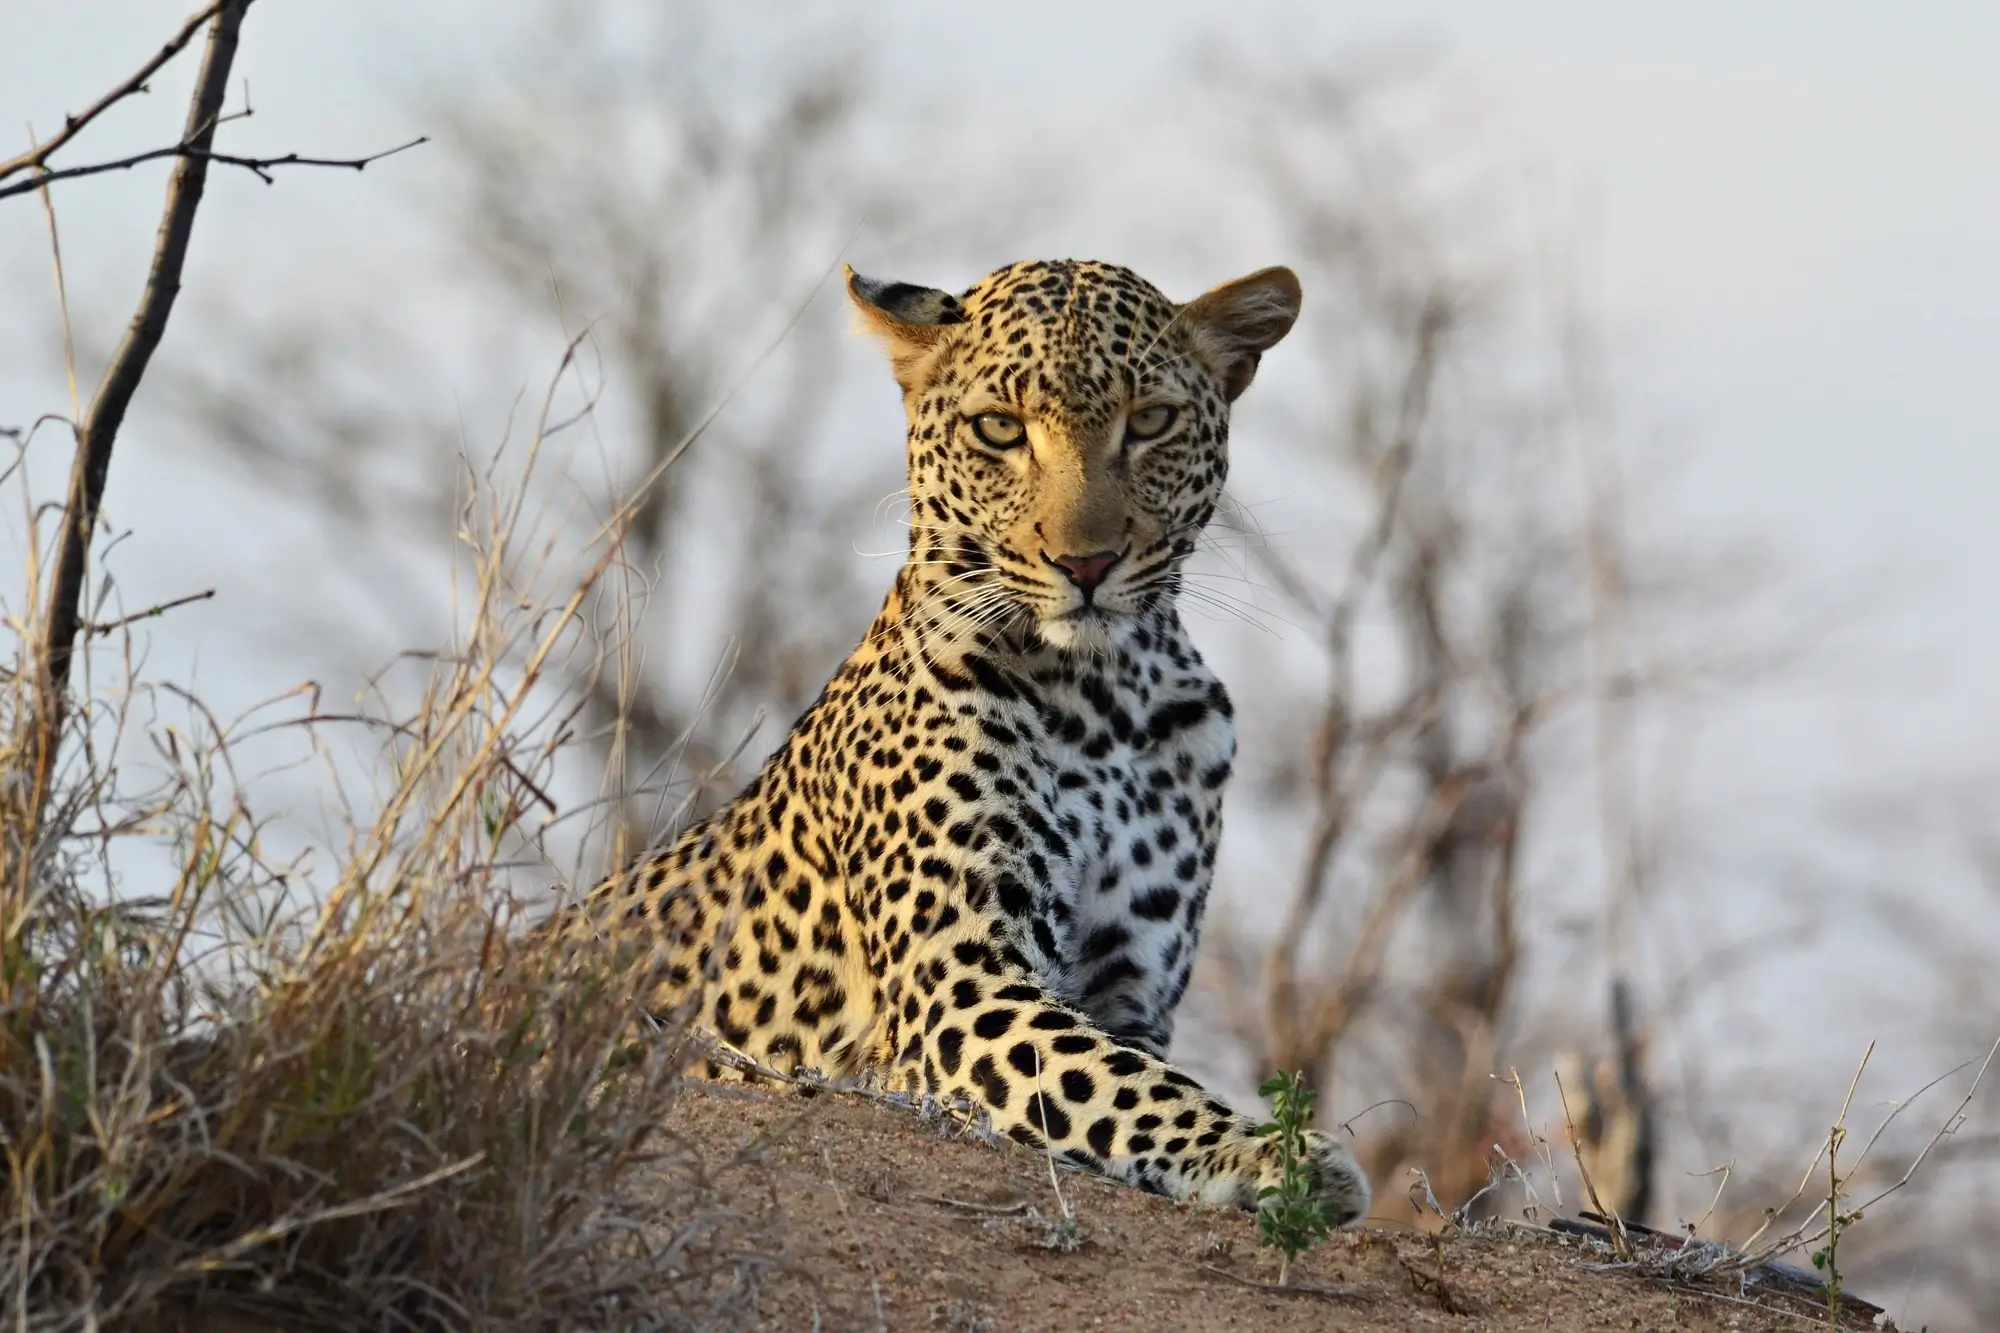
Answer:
1032;599;1136;655
1045;600;1127;629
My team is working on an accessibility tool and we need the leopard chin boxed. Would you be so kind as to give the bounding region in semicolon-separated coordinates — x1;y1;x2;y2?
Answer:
1032;606;1130;656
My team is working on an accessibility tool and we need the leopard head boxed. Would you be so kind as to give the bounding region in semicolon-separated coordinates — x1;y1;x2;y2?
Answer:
848;258;1300;654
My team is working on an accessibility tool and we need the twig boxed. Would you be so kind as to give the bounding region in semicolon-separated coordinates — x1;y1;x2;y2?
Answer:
1261;296;1451;1038
0;135;429;202
1290;770;1476;1084
83;588;216;636
915;1194;1028;1216
1505;1064;1564;1213
33;158;82;425
1197;1261;1372;1304
0;3;224;186
25;0;247;845
1399;1241;1470;1315
1688;1159;1733;1236
1555;1067;1632;1259
1731;1043;1875;1261
1730;1034;2000;1274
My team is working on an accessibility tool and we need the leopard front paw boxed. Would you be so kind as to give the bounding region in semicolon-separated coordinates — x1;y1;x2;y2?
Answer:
1269;1129;1369;1227
1185;1128;1370;1224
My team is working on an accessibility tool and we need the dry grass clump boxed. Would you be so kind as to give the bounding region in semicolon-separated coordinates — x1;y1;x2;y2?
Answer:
0;389;769;1330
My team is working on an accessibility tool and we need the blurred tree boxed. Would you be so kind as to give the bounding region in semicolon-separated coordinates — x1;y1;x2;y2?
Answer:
1191;60;1799;1229
173;0;898;872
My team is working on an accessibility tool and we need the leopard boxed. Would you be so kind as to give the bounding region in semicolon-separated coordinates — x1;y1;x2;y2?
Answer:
577;256;1370;1221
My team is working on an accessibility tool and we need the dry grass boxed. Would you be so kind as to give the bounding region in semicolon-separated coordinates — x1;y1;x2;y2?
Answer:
0;355;772;1330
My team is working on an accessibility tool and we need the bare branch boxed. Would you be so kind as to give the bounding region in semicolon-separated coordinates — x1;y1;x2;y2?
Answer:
25;1;248;832
0;135;429;203
1260;291;1455;1084
1732;1036;2000;1273
0;2;223;186
84;588;216;637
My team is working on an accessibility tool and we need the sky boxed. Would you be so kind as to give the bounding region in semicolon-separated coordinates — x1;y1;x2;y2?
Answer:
3;0;1994;997
3;5;1995;935
8;1;1997;764
4;3;1999;1312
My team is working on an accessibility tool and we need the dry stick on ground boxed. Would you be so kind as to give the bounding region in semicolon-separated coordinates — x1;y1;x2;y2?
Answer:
915;1195;1028;1217
1196;1261;1372;1305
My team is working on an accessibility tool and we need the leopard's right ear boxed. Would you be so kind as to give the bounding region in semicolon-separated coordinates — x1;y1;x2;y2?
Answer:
846;265;966;393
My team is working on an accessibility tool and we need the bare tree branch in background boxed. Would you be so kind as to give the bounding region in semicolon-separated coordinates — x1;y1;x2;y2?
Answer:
1180;65;1577;1225
1193;62;1816;1230
0;4;224;186
0;3;424;205
0;135;427;204
1259;287;1455;1094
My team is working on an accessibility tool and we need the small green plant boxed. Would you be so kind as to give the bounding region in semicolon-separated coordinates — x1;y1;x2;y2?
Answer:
1253;1069;1341;1284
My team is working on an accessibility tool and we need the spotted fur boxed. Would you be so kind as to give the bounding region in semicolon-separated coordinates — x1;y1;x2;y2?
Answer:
581;258;1369;1220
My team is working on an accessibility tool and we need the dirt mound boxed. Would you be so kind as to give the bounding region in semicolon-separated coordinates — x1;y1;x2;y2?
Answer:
653;1085;1868;1331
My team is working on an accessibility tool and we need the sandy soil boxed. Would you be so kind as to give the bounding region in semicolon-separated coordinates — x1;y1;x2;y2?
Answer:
656;1084;1874;1332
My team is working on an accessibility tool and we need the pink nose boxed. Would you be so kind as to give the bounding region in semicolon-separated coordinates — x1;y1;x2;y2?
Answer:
1048;550;1122;590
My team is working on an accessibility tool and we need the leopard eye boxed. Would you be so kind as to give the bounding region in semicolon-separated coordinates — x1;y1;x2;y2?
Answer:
1124;404;1178;442
968;412;1026;449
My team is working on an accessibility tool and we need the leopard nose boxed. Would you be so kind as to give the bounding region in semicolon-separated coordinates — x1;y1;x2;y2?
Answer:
1047;549;1123;590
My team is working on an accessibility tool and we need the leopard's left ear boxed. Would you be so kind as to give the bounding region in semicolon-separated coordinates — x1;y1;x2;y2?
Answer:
846;265;967;394
1181;266;1302;401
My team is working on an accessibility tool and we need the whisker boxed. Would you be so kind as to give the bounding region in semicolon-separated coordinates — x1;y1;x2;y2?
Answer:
1172;586;1287;637
1180;566;1280;594
871;487;914;528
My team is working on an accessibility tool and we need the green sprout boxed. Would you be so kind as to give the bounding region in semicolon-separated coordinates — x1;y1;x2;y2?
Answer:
1253;1069;1342;1284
